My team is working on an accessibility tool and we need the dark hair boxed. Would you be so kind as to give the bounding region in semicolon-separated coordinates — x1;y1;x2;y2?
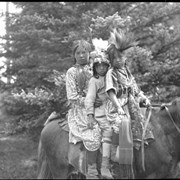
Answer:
107;44;132;78
92;62;109;79
72;39;92;64
92;62;100;79
125;64;133;78
107;44;120;65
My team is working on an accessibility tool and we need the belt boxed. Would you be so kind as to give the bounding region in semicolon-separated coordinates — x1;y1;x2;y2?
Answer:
117;87;131;98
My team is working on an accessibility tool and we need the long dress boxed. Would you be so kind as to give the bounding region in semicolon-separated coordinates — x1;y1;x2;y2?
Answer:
66;64;101;151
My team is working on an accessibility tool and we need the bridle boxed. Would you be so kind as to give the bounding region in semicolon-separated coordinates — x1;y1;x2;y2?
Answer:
143;103;180;136
141;103;180;171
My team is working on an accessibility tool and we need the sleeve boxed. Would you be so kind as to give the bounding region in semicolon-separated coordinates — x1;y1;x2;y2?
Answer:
85;78;97;115
66;68;85;107
105;69;118;95
131;77;147;102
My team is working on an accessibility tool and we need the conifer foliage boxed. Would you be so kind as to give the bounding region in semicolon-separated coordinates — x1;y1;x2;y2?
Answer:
0;2;180;135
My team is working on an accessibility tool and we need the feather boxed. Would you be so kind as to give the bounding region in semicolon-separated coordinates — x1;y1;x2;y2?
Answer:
92;38;108;52
91;38;109;65
109;28;138;52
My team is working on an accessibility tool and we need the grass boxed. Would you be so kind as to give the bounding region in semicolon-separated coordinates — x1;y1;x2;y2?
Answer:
0;110;39;179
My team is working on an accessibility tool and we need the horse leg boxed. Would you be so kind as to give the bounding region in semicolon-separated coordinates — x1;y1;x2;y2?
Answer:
47;158;69;179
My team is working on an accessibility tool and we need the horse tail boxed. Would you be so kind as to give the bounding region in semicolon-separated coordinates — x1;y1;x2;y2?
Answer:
37;139;53;179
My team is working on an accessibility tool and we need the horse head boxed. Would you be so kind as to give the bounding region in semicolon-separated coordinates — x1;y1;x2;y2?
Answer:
157;98;180;135
133;98;180;179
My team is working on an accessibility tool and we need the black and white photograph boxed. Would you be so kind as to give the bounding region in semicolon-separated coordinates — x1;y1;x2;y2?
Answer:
0;2;179;179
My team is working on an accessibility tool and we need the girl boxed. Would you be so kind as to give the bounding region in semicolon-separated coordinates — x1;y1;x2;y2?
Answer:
66;39;102;153
85;44;113;179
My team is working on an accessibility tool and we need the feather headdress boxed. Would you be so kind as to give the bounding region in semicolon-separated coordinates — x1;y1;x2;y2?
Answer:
108;28;138;52
90;38;110;65
92;38;108;52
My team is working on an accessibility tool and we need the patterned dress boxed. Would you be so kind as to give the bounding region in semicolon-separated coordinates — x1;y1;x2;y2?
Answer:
66;64;101;151
105;67;154;144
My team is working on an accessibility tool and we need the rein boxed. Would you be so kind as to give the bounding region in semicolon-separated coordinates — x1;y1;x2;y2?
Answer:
141;106;152;171
141;103;180;171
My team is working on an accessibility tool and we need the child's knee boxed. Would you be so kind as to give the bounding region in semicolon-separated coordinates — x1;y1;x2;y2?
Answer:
102;130;112;143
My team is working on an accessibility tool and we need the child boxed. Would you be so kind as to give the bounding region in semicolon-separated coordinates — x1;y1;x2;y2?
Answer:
105;28;154;177
66;39;102;153
106;28;154;145
85;39;113;179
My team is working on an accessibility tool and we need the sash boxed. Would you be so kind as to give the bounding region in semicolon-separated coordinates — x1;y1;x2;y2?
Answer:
118;106;133;165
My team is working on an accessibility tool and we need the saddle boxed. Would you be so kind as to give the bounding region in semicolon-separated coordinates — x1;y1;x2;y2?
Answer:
44;111;69;132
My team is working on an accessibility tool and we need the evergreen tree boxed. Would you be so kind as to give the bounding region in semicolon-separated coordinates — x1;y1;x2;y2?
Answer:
0;2;180;135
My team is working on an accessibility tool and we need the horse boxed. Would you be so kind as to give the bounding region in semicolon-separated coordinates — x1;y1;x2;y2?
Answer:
37;116;94;179
112;97;180;179
37;97;180;179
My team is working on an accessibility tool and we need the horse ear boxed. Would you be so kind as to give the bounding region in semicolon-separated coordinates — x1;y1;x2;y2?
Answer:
173;97;180;113
172;97;180;106
171;100;177;106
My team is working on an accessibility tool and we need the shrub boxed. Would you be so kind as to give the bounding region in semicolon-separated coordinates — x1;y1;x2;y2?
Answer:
2;70;68;138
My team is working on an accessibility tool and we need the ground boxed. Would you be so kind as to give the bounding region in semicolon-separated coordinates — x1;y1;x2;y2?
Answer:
0;110;38;179
0;107;100;179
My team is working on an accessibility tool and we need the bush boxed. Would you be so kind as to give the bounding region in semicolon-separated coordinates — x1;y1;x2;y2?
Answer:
2;70;68;138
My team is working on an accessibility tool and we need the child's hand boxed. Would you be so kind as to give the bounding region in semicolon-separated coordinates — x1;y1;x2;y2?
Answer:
94;97;103;108
144;98;151;107
87;115;97;129
117;107;125;115
140;97;151;107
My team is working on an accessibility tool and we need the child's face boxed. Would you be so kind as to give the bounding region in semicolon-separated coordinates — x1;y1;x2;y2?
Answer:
112;50;126;68
74;46;89;65
95;62;109;76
